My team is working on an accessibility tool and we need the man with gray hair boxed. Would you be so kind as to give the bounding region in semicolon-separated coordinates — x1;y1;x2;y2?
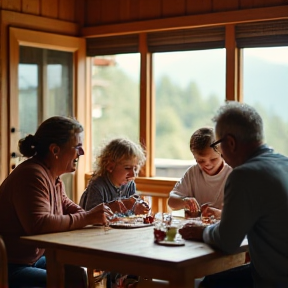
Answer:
180;101;288;288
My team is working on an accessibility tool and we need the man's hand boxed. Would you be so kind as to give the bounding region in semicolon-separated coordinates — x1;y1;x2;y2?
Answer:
179;222;205;241
201;204;222;220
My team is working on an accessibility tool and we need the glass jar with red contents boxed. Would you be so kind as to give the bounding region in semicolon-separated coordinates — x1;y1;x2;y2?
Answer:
154;225;167;242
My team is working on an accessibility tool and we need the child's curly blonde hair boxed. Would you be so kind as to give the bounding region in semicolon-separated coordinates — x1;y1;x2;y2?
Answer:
91;138;146;180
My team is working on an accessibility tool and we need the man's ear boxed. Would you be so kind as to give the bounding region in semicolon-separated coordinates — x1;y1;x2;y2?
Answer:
226;134;237;152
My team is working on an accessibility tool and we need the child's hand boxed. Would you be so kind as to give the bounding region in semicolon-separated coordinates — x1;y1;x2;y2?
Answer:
107;200;128;214
121;196;150;215
183;197;201;212
133;200;150;215
121;196;137;210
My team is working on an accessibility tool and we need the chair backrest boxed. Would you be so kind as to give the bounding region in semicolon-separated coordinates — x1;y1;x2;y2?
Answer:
0;236;8;288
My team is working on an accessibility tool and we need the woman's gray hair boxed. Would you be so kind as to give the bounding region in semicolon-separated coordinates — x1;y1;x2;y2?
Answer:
212;101;264;143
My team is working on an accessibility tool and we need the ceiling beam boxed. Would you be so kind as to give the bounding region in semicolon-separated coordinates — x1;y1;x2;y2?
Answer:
82;5;288;38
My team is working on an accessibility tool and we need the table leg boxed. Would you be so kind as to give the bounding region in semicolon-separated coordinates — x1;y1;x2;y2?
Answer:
45;249;65;288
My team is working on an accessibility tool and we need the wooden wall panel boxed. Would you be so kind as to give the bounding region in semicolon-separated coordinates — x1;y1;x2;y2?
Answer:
2;0;21;11
83;0;287;27
41;0;58;18
253;0;280;7
240;0;287;8
1;0;78;22
22;0;40;15
162;0;186;17
138;0;162;19
59;0;75;21
101;0;120;24
75;0;85;27
119;0;137;22
213;0;239;12
239;0;254;8
85;0;102;26
185;0;213;14
126;0;139;21
119;0;130;21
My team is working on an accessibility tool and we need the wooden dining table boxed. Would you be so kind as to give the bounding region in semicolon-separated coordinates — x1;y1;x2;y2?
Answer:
20;223;248;288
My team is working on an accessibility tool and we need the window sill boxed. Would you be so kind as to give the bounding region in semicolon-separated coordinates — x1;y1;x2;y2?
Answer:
85;173;178;195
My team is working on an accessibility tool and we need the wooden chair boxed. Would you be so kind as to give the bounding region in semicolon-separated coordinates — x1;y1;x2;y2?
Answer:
0;236;8;288
87;268;107;288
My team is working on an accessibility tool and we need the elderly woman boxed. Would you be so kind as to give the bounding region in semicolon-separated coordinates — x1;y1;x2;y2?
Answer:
0;116;114;288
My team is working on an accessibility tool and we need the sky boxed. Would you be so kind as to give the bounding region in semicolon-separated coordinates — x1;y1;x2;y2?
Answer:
115;47;288;121
115;46;288;74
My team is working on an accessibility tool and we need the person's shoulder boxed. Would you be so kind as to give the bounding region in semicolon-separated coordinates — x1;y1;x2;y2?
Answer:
89;175;105;184
246;148;287;168
12;158;46;176
223;162;233;172
184;164;200;174
229;160;264;181
87;175;109;190
4;158;51;188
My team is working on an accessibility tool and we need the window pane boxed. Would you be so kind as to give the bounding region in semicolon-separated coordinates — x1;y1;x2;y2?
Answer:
18;47;74;198
243;47;288;156
154;49;226;177
19;64;38;138
46;49;73;117
91;54;140;166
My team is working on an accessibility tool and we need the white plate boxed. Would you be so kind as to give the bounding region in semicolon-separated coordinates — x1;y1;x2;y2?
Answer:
109;222;154;229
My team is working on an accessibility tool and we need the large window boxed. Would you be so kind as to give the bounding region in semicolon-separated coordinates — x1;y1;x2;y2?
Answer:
86;16;288;187
243;47;288;156
91;54;140;167
153;49;226;177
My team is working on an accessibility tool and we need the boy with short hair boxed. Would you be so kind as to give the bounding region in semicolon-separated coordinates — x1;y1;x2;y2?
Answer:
168;127;232;219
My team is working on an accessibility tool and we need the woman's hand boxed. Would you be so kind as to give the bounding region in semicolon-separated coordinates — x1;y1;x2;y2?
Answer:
201;204;222;220
88;203;114;225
